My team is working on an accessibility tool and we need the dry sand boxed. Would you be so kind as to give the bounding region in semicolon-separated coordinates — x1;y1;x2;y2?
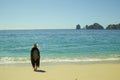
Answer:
0;64;120;80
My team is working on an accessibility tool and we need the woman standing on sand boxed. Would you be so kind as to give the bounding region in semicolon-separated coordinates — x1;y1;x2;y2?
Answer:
31;43;40;71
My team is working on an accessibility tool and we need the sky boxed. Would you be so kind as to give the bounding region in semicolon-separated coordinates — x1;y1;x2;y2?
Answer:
0;0;120;30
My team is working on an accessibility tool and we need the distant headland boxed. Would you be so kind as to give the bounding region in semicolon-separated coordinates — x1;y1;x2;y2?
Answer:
76;23;120;30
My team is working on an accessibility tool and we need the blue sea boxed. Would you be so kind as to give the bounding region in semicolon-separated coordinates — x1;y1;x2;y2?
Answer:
0;29;120;64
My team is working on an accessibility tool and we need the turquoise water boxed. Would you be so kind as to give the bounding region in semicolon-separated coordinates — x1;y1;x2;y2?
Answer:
0;29;120;64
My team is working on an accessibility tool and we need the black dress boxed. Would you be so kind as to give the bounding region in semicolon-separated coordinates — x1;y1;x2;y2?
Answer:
31;47;40;68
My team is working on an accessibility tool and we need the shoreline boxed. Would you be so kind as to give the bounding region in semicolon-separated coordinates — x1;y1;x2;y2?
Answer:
0;56;120;65
0;63;120;80
0;61;120;66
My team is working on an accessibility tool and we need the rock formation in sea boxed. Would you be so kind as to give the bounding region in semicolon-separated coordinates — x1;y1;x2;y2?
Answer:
75;23;120;30
106;23;120;30
86;23;104;29
76;24;81;30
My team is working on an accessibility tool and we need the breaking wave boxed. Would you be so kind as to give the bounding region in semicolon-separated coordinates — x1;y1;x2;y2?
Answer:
0;57;120;64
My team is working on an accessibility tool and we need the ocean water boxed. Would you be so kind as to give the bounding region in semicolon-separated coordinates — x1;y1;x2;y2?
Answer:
0;29;120;64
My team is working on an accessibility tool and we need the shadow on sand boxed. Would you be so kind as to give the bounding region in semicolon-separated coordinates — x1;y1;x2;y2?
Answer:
34;69;46;73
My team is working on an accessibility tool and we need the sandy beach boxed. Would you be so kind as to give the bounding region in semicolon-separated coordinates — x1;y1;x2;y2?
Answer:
0;63;120;80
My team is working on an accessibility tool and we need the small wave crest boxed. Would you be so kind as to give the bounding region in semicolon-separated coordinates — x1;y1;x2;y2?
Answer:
41;58;120;63
0;57;30;64
0;57;120;64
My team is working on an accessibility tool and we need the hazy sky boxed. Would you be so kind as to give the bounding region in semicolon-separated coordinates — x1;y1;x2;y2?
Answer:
0;0;120;30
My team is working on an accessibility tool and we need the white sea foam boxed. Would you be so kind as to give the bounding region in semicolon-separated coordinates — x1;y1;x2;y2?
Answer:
41;58;120;63
0;57;120;64
0;57;30;64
